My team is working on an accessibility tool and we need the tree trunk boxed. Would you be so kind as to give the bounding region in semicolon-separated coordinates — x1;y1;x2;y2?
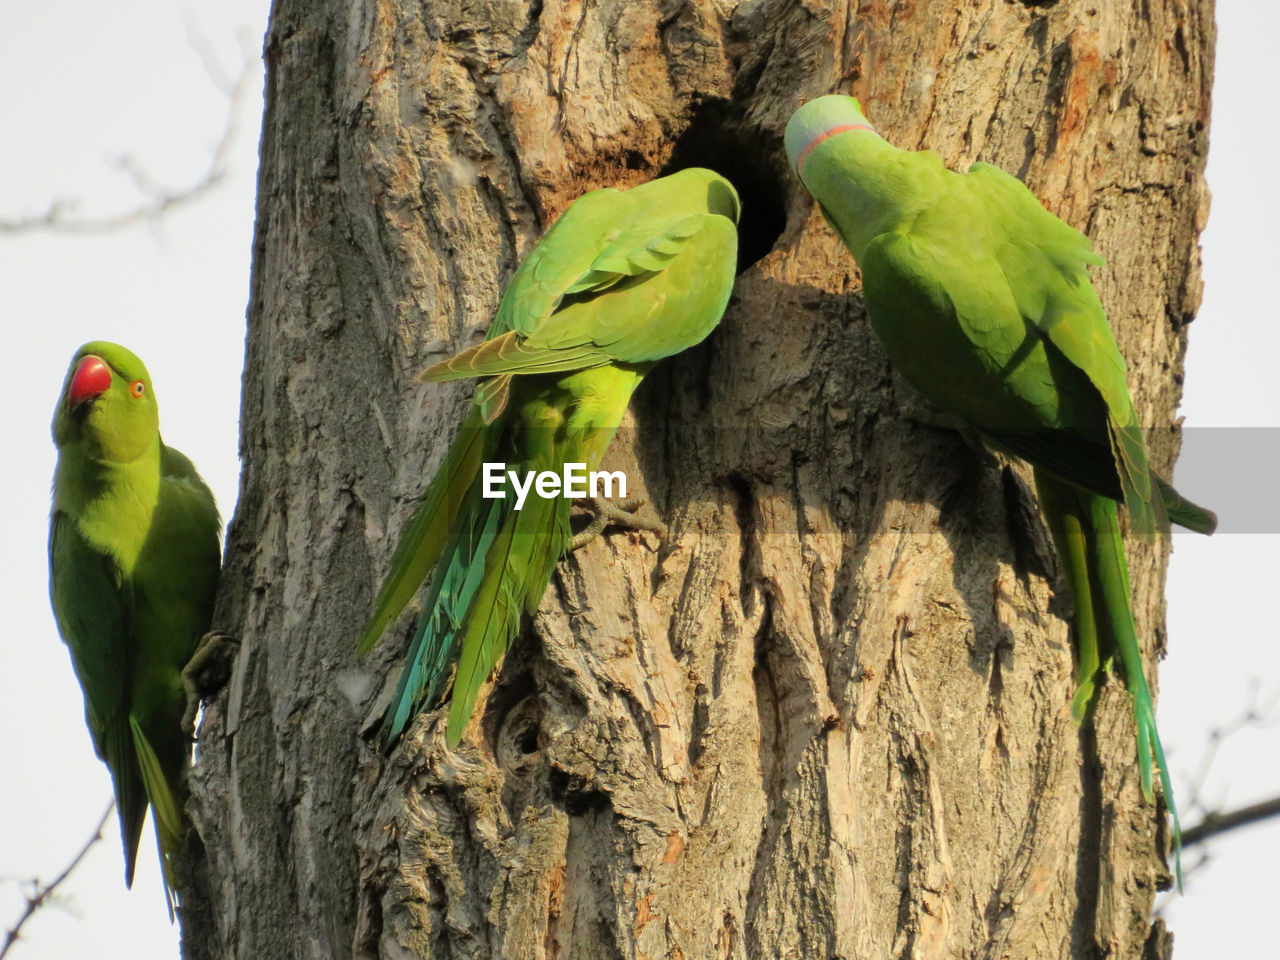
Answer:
183;0;1213;957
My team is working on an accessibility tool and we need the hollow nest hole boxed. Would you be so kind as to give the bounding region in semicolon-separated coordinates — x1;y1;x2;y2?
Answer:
661;97;790;274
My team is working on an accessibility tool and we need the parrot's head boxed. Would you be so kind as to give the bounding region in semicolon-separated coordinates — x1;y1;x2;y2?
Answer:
644;167;741;224
53;341;160;461
702;172;742;225
784;95;876;178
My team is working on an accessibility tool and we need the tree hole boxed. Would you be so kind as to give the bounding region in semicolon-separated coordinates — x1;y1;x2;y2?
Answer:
662;97;789;273
488;672;545;774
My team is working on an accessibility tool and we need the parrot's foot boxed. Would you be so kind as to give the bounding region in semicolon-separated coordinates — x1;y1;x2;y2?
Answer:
570;496;664;549
898;400;998;465
181;631;241;737
896;397;952;430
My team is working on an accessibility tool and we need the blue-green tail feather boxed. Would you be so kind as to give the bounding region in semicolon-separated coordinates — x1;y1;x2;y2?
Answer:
383;491;505;743
377;419;573;746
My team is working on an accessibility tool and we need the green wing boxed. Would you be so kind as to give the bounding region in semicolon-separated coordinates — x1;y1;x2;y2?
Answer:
129;446;221;869
493;187;640;340
966;162;1156;532
50;511;149;886
856;169;1157;534
424;213;737;382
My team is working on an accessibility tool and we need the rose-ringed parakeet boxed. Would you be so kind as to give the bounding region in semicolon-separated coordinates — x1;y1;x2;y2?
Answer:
785;95;1215;877
50;341;221;910
358;167;740;748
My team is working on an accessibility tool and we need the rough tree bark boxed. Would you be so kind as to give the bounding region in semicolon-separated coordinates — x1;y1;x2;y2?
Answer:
182;0;1213;957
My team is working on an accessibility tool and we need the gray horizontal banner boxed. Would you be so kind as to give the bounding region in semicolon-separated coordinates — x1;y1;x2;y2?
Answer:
1163;427;1280;534
404;426;1280;535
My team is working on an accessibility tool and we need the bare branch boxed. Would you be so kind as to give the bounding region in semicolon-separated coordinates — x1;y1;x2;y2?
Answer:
1153;681;1280;906
0;37;256;235
1182;795;1280;848
0;803;113;959
180;11;242;96
1181;680;1280;819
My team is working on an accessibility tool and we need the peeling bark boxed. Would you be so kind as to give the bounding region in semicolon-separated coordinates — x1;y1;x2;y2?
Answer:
183;1;1214;957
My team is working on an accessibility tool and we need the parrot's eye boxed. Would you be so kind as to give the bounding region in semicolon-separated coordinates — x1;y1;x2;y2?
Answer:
131;380;146;398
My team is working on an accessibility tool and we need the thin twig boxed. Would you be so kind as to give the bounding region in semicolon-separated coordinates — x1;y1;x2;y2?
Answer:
1182;795;1280;848
0;35;256;235
0;803;113;959
1182;680;1280;819
1154;683;1280;911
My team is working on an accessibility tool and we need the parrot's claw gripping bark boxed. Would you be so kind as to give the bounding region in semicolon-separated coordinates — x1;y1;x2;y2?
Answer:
570;496;665;550
897;398;999;466
181;631;241;737
895;396;959;432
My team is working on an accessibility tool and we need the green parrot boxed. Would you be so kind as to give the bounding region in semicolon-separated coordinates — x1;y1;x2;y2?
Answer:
358;167;740;747
785;95;1215;877
50;341;221;910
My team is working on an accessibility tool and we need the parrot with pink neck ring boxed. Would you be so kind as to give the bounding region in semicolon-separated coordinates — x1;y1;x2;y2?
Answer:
785;95;1217;884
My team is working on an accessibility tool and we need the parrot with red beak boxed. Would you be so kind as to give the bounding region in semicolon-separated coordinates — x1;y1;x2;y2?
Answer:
50;341;221;912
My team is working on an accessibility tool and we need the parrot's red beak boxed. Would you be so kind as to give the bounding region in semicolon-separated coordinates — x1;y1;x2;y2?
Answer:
69;355;112;407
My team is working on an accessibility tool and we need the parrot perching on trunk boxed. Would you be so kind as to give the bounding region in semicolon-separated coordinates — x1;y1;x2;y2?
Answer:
785;95;1215;877
358;167;740;747
50;341;221;911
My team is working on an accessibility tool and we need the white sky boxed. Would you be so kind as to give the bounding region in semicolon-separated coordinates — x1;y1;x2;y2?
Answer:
0;2;1274;957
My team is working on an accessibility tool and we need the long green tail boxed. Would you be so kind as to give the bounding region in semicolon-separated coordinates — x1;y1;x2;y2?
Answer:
439;390;591;746
444;479;570;744
362;364;640;747
358;403;510;744
100;719;147;891
129;716;185;918
360;397;579;746
356;407;494;662
102;713;185;918
1035;468;1182;887
382;486;504;742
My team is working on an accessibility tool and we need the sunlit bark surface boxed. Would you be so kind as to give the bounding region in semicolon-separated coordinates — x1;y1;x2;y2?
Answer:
183;1;1212;957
